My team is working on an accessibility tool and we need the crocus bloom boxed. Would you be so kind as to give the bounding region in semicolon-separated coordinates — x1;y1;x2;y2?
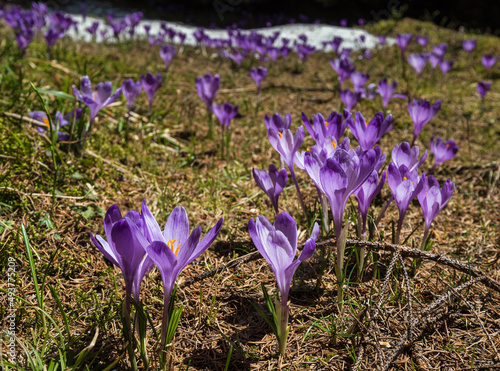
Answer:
73;76;122;124
477;81;492;101
340;88;360;110
212;102;238;128
482;54;498;70
417;176;455;244
396;33;412;52
432;43;447;58
330;57;356;85
91;204;154;311
143;201;223;348
392;142;427;172
252;165;288;214
196;73;220;109
140;72;162;113
301;109;350;146
159;44;177;72
407;53;428;75
462;39;476;53
29;110;80;141
415;36;429;47
348;111;394;150
354;170;386;235
408;98;442;144
387;163;425;243
248;213;318;354
428;54;442;69
249;66;268;95
265;112;291;134
121;78;141;111
430;136;458;169
350;72;369;93
378;35;386;45
439;60;454;75
377;78;406;108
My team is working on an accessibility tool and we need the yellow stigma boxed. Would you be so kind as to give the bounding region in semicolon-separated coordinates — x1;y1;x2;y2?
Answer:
325;121;330;127
403;176;407;181
306;147;311;151
332;141;337;149
167;240;180;256
279;132;283;139
42;117;50;128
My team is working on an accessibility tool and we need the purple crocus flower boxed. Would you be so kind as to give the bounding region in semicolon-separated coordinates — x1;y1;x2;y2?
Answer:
29;110;77;141
392;142;427;172
143;201;223;349
354;170;386;235
378;35;386;45
249;213;318;354
122;78;141;111
396;33;412;52
249;66;268;95
417;176;455;246
432;43;447;58
212;102;238;128
86;22;99;36
252;165;288;215
462;39;476;53
330;57;356;85
340;88;360;110
407;53;428;75
482;54;498;70
387;163;425;243
350;72;369;94
415;36;429;47
430;136;458;169
348;111;394;150
408;98;442;144
90;204;154;313
296;43;315;61
140;72;162;113
265;112;291;133
196;73;220;110
377;78;406;108
301;109;350;146
44;25;64;49
159;44;177;72
428;54;442;69
73;76;122;124
477;81;492;101
439;59;454;75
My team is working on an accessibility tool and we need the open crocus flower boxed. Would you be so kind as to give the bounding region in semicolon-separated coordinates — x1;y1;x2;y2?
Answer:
428;54;442;69
301;109;351;146
482;54;498;71
249;212;319;354
348;111;394;150
142;201;223;349
392;142;427;172
387;163;425;243
396;33;412;52
73;76;122;124
415;36;429;47
212;102;238;129
140;72;162;113
159;44;177;72
340;88;360;110
408;98;442;145
432;43;448;58
439;59;454;75
91;204;154;312
249;66;268;95
407;53;428;75
417;176;455;246
462;39;476;53
29;110;72;141
377;78;406;108
430;136;458;169
252;165;288;215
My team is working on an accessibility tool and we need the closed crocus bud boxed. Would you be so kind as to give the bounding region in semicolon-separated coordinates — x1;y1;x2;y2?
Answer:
462;39;476;53
477;81;492;101
249;66;268;94
482;54;498;70
396;33;412;52
252;164;287;214
212;102;238;129
195;73;220;109
159;44;177;72
140;72;162;113
121;78;141;111
408;98;441;144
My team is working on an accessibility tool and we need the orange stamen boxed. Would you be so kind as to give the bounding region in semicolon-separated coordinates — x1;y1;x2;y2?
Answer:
306;148;311;151
446;144;449;149
279;132;283;139
332;141;337;149
403;176;407;181
42;117;50;128
325;121;330;127
167;240;180;256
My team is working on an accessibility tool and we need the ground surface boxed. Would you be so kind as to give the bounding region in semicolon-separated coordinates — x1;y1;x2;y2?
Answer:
1;17;499;370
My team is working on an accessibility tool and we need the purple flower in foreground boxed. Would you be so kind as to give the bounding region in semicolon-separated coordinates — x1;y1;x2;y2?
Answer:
396;33;412;52
265;112;291;133
415;36;429;47
417;176;455;244
392;142;427;172
439;59;454;75
249;213;318;354
159;44;177;72
462;39;476;53
407;53;428;75
482;54;498;70
430;136;458;169
252;165;288;215
140;72;162;113
387;163;425;243
122;79;141;111
355;170;386;235
348;111;394;150
340;88;360;110
477;81;492;101
29;110;80;141
143;201;223;348
212;102;238;128
408;98;442;144
91;204;154;311
196;73;220;109
249;66;268;95
73;76;122;124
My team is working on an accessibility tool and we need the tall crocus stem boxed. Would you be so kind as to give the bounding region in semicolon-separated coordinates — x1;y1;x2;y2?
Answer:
123;290;138;370
357;211;367;281
160;289;172;352
420;228;430;250
395;213;405;245
275;298;290;356
207;109;214;139
221;125;225;159
321;194;330;234
289;167;308;222
336;226;349;311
